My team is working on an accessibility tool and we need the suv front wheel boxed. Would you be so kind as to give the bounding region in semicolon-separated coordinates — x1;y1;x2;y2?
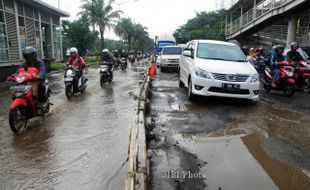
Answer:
188;79;196;100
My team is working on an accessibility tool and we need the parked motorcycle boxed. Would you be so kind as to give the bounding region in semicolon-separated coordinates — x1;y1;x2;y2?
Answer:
120;57;127;71
64;65;87;99
291;60;310;92
100;61;113;87
263;61;296;97
7;67;51;134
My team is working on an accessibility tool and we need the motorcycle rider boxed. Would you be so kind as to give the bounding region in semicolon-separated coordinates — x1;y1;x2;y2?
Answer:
18;47;46;103
101;49;113;77
270;45;286;88
120;49;127;59
67;47;86;78
287;42;304;62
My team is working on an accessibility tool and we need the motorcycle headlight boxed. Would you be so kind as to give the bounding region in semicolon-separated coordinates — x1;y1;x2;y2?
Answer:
16;76;25;83
250;73;259;83
66;69;73;77
195;68;211;79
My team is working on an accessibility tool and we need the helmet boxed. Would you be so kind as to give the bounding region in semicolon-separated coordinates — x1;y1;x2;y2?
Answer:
23;46;37;60
290;42;299;49
275;45;285;52
69;47;78;54
250;47;255;51
122;50;125;53
102;49;109;53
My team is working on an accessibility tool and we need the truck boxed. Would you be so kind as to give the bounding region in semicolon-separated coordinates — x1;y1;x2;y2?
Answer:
155;34;176;55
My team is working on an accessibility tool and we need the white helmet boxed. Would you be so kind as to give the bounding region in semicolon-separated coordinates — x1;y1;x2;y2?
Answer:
102;49;109;53
69;47;78;54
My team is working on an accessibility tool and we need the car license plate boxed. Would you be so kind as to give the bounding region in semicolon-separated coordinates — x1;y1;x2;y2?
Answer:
222;83;240;89
64;77;73;82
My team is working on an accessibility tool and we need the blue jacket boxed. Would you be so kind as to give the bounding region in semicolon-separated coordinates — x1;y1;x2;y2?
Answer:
18;59;46;79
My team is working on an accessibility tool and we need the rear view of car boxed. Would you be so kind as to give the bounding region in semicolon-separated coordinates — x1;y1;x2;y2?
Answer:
159;46;182;72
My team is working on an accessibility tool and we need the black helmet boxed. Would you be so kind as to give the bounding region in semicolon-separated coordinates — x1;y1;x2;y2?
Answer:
23;46;37;60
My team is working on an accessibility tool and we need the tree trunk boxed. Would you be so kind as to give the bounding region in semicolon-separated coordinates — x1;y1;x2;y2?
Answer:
100;28;105;61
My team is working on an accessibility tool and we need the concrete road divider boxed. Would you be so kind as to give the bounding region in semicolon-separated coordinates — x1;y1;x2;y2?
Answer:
124;65;150;190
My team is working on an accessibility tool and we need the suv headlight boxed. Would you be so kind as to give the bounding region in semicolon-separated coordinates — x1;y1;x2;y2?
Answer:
250;73;259;83
195;68;211;79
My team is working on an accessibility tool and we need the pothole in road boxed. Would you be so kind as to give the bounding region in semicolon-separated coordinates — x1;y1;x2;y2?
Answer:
173;130;310;190
171;104;206;112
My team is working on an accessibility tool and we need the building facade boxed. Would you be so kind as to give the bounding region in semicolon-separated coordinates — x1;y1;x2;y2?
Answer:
0;0;69;69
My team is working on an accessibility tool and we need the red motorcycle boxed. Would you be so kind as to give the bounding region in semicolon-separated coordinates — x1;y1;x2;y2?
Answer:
291;60;310;92
7;67;51;134
263;61;296;97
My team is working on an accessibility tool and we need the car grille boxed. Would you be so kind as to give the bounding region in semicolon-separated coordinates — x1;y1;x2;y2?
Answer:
208;87;250;95
212;73;249;82
168;59;179;63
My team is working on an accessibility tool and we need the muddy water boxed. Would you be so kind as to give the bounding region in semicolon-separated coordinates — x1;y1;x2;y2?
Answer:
0;63;146;189
149;71;310;190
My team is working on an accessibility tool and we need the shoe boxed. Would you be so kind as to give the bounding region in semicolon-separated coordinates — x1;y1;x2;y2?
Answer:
271;82;277;88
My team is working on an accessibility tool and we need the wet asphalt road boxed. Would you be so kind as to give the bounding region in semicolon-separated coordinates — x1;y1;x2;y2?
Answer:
148;68;310;190
0;62;146;190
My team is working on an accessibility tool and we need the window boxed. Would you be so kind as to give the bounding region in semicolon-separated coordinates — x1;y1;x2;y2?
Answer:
0;11;8;61
19;16;27;50
53;26;61;59
162;47;182;55
197;43;247;62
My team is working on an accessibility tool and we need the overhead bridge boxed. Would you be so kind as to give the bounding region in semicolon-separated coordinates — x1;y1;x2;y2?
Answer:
225;0;310;46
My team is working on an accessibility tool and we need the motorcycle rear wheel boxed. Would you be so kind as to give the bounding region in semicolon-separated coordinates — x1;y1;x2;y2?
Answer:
9;106;27;134
303;77;310;93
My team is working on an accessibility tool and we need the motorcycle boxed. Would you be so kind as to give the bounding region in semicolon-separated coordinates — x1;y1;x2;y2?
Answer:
120;57;127;71
7;67;51;134
100;61;113;87
113;57;120;70
129;55;135;64
291;60;310;92
64;65;87;99
263;61;296;97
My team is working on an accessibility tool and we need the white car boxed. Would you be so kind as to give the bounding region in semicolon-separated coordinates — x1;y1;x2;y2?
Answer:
179;40;260;101
159;46;182;72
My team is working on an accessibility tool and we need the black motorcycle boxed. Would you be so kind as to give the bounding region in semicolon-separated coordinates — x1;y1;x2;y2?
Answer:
120;57;127;71
113;57;120;70
64;65;87;99
100;61;113;87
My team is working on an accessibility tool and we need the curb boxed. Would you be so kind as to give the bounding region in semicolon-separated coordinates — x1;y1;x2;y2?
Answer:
124;65;150;190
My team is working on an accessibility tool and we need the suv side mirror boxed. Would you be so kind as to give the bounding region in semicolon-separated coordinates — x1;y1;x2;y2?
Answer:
183;50;193;58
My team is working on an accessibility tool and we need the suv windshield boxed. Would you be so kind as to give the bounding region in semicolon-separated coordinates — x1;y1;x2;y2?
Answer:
162;47;182;55
197;43;247;62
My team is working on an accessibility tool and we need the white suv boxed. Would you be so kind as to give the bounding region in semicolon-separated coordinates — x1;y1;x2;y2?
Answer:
159;46;182;72
179;40;260;101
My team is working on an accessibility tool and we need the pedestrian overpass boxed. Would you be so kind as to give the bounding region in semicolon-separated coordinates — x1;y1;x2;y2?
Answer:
225;0;310;47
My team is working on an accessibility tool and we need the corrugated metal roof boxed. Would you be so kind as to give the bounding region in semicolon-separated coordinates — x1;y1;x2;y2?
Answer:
18;0;69;17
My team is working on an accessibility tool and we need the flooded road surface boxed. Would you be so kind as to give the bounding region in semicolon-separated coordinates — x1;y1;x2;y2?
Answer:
0;62;146;190
148;70;310;190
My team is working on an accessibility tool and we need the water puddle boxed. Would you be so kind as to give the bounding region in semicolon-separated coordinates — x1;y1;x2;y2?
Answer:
174;130;310;190
171;104;206;112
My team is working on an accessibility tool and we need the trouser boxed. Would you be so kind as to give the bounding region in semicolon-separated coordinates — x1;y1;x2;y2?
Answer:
272;68;280;83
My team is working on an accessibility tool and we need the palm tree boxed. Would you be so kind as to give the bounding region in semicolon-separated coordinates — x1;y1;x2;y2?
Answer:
114;18;134;51
80;0;122;52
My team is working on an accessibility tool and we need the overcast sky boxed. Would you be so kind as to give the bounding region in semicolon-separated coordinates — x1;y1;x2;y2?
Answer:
42;0;216;39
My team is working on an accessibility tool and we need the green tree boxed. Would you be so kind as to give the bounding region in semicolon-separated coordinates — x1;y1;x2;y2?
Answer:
62;19;98;56
174;10;226;43
114;18;134;51
80;0;122;52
